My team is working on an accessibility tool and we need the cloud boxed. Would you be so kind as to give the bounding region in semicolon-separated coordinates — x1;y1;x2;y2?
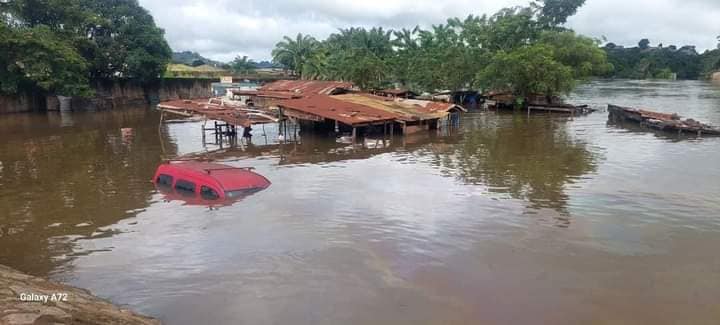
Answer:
569;0;719;51
138;0;720;62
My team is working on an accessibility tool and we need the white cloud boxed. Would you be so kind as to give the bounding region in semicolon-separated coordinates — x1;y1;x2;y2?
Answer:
138;0;720;62
569;0;719;51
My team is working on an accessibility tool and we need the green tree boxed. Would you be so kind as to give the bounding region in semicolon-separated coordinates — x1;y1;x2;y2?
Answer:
539;31;611;78
604;40;704;79
1;0;171;94
476;44;574;105
0;25;91;96
533;0;587;28
638;38;650;49
78;0;171;82
322;27;394;88
271;33;320;78
269;0;602;95
231;55;256;74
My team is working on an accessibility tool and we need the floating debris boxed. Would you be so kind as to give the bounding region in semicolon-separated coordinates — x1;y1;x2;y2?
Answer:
608;104;720;136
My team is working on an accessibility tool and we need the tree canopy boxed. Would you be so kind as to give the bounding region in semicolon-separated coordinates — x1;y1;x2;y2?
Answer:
602;39;720;79
230;55;256;74
271;0;608;105
0;0;171;96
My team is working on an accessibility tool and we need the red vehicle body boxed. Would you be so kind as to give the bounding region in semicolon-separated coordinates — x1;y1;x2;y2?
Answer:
153;161;271;206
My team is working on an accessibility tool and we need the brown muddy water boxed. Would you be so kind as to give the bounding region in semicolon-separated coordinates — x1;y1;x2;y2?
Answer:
1;80;720;324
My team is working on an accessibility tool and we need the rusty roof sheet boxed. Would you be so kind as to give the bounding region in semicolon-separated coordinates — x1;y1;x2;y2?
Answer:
260;80;353;95
277;95;398;126
377;88;415;96
231;89;301;100
332;94;465;122
158;99;276;127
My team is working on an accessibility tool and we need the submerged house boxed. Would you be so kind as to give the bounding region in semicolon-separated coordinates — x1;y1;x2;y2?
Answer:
226;80;466;139
276;95;399;137
231;80;352;107
332;94;465;134
484;91;563;109
429;90;481;110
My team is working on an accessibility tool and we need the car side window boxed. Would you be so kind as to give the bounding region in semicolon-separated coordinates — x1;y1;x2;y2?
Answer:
175;179;196;196
156;174;173;187
200;186;220;200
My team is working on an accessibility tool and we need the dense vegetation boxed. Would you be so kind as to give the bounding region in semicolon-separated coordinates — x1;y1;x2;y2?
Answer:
271;0;611;104
0;0;171;97
603;39;720;80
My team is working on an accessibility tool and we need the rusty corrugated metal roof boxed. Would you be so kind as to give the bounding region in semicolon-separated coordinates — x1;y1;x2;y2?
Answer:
277;95;398;126
376;88;416;96
260;80;353;95
231;89;301;99
333;94;465;122
157;99;276;127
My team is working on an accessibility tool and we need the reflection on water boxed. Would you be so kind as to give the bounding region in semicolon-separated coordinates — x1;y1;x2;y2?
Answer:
0;108;176;275
424;114;597;222
1;80;720;324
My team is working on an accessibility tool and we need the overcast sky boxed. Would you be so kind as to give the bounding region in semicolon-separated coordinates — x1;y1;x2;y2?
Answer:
138;0;720;62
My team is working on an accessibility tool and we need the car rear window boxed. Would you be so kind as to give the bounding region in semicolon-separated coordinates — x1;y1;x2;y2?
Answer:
201;186;219;200
175;180;196;196
156;174;173;187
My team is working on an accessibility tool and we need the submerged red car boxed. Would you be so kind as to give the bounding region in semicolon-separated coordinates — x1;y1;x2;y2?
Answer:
153;161;271;205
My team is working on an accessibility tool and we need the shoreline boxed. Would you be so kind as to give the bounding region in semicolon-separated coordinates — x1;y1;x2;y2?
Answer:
0;264;159;325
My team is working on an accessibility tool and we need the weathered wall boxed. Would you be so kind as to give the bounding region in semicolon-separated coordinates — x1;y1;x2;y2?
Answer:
69;78;216;111
0;90;46;114
0;78;216;114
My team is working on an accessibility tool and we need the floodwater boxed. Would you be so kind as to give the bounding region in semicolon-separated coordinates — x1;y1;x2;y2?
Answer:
1;79;720;324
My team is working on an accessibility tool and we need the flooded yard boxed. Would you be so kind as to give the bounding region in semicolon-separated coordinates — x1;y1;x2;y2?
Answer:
1;80;720;324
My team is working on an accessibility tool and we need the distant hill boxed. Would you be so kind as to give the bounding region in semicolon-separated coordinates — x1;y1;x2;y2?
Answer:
172;51;225;67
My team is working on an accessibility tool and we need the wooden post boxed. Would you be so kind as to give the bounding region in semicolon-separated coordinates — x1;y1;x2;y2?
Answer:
390;123;394;138
352;127;357;143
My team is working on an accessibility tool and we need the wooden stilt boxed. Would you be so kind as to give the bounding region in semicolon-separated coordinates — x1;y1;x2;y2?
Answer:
352;127;357;143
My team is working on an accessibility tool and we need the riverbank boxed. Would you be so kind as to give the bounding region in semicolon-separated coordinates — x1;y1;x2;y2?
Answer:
0;265;159;325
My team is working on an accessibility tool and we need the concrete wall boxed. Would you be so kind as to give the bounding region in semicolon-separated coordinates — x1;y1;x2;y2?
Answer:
0;78;216;114
0;89;46;114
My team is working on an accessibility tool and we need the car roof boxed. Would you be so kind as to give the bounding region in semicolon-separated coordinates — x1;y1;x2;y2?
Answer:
162;161;270;191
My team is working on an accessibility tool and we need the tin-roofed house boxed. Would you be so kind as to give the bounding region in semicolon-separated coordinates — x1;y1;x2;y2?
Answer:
231;80;354;108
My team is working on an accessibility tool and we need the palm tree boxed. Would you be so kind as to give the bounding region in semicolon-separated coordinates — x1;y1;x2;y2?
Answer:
231;55;255;74
271;33;319;79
